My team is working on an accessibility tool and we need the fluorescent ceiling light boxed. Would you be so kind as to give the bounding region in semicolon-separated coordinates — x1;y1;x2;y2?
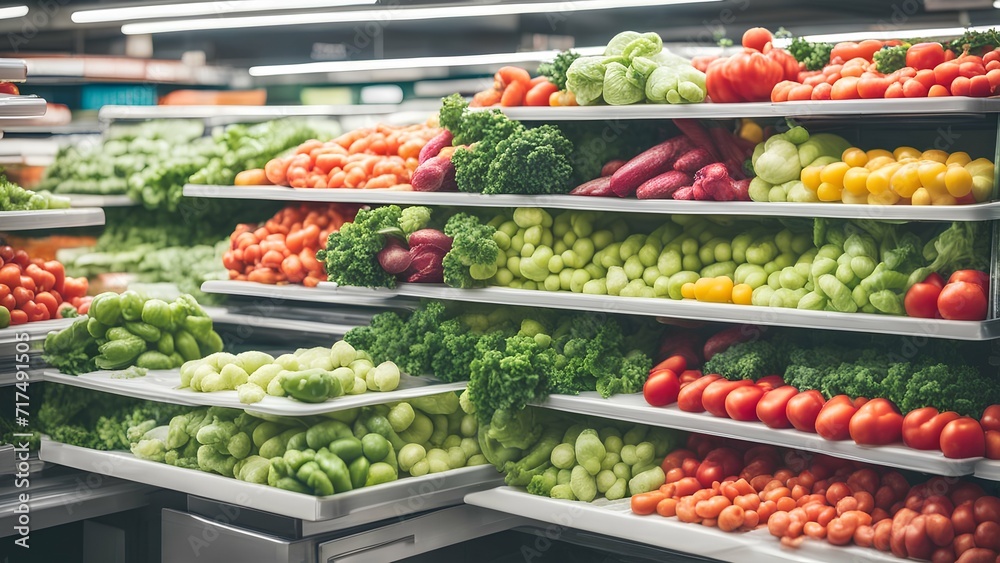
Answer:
0;5;28;20
122;0;721;35
72;0;374;24
250;46;604;77
774;26;995;46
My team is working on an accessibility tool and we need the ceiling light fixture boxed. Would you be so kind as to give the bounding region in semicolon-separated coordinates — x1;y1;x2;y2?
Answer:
250;46;605;77
121;0;721;35
72;0;375;24
0;5;28;20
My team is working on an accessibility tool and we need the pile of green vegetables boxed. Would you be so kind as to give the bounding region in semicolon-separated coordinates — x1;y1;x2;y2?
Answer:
704;332;998;418
127;391;487;495
439;95;575;195
43;291;223;375
748;125;852;202
0;175;70;211
566;31;707;105
344;301;660;419
178;343;402;405
476;406;682;502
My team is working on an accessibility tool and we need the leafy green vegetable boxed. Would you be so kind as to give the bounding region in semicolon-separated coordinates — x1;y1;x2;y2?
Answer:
787;37;833;71
872;45;909;74
537;50;580;90
317;205;404;288
441;213;501;289
946;28;1000;55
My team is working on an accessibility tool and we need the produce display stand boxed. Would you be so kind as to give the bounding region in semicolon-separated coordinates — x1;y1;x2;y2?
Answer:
0;208;106;230
183;184;1000;221
538;392;979;476
41;367;467;416
0;318;72;355
975;459;1000;481
64;194;137;208
0;95;47;119
203;305;359;338
40;439;503;522
200;279;415;308
464;487;902;563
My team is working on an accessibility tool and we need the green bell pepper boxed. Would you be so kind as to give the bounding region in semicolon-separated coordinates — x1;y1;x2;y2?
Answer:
120;290;143;322
136;350;174;370
315;449;353;492
125;321;161;343
349;456;370;489
281;369;339;403
96;337;146;370
141;299;172;330
297;461;334;496
305;420;353;450
173;330;201;362
90;292;122;326
328;437;364;463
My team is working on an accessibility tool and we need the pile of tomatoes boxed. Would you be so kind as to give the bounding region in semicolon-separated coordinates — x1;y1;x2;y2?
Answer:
469;66;574;107
0;245;89;327
905;270;989;321
643;354;999;460
633;433;1000;562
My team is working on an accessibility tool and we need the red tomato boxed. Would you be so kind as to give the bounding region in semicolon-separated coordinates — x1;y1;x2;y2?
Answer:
905;282;942;318
755;375;785;391
0;246;12;262
907;42;947;70
653;355;687;375
923;272;947;289
677;374;721;412
0;293;13;311
11;250;28;268
644;369;680;407
935;62;962;87
25;264;55;292
42;260;65;292
524;80;559;107
975;497;1000;525
982;406;1000;432
969;75;992;97
959;60;986;78
903;78;930;98
11;286;32;307
679;369;702;385
718;50;785;102
815;395;862;441
985;430;1000;460
725;385;766;421
938;282;988;321
949;270;989;292
702;378;753;418
60;277;88;300
34;291;58;318
0;264;20;288
8;309;26;325
787;390;827;433
849;398;904;445
742;27;773;52
858;73;892;98
884;82;905;98
756;386;799;429
704;447;743;478
940;417;986;459
903;407;961;450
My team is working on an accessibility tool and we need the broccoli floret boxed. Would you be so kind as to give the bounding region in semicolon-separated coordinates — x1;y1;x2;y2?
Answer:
399;206;432;236
468;334;553;421
438;94;467;135
537;50;580;91
527;467;559;497
900;363;997;418
595;349;652;398
485;125;574;195
442;213;500;288
703;340;786;382
317;205;403;288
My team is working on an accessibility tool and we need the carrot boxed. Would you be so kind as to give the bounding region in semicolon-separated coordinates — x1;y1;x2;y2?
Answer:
344;167;367;188
928;84;950;96
315;153;346;174
328;171;346;188
398;139;425;160
248;268;282;284
831;76;861;99
235;168;269;186
471;89;501;107
500;80;528;106
264;157;291;185
494;66;531;89
280;254;306;283
364;173;399;189
295;139;324;155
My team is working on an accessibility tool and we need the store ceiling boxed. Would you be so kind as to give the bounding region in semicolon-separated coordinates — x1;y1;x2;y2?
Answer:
1;0;998;70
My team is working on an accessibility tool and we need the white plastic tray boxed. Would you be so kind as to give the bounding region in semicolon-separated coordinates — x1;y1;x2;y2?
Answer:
491;97;1000;120
371;283;1000;341
42;367;466;416
0;208;105;230
975;459;1000;481
0;94;46;118
200;280;410;308
465;487;901;563
40;439;502;521
183;184;1000;222
65;194;137;208
539;392;980;477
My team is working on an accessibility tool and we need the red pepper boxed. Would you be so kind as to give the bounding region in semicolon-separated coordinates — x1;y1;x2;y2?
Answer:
849;398;904;445
721;49;784;102
705;58;744;103
830;40;887;64
763;43;802;81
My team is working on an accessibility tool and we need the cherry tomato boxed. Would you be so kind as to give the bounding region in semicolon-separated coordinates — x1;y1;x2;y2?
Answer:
849;398;903;445
815;395;863;441
644;369;680;407
903;407;961;450
905;282;942;318
725;385;766;421
42;260;65;292
11;286;32;307
940;417;986;459
8;309;26;325
0;246;13;262
702;379;753;418
974;497;1000;525
677;374;721;413
786;390;827;433
11;250;28;268
938;282;988;321
755;375;785;391
0;264;20;288
756;386;799;429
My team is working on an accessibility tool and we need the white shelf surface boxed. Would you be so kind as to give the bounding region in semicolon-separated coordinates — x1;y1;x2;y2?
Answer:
200;280;412;308
65;194;136;208
40;439;502;522
98;104;404;121
0;59;27;83
465;487;901;563
975;459;1000;481
0;208;105;230
488;97;1000;120
204;306;358;337
183;184;1000;221
326;283;1000;341
42;367;466;416
0;95;47;119
539;392;979;477
0;317;71;352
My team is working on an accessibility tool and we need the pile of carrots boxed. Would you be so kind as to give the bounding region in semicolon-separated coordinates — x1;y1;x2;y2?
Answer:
236;123;441;190
470;66;576;107
222;203;358;287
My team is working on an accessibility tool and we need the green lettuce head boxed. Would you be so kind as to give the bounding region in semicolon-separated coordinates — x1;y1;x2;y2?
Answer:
565;56;607;106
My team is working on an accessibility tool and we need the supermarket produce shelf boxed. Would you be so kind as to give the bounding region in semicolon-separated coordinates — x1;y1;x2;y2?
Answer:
182;184;1000;221
0;59;27;83
0;95;47;119
975;459;1000;481
489;97;1000;120
466;487;901;563
65;194;137;208
200;279;414;308
0;318;71;352
0;369;42;386
42;368;467;416
0;471;154;537
204;306;357;338
344;283;1000;341
0;208;105;230
98;104;405;122
538;392;978;476
40;439;503;522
